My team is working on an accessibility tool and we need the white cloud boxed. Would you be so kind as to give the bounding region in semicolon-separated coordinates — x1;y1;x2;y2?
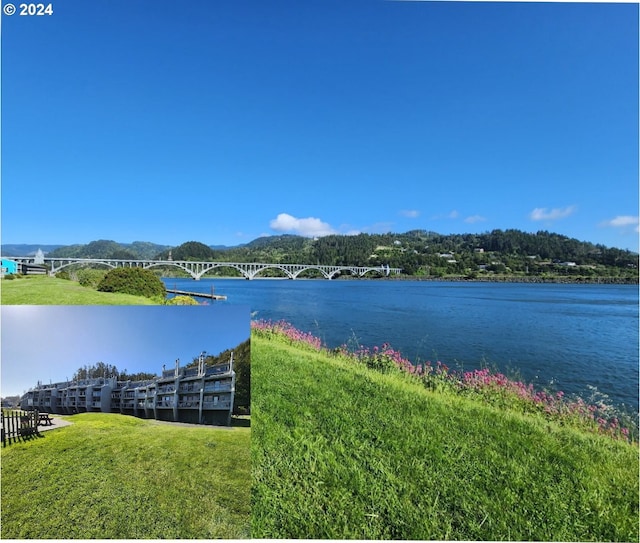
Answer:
400;210;420;218
464;215;487;224
269;213;337;237
448;210;459;219
602;215;640;233
529;205;576;221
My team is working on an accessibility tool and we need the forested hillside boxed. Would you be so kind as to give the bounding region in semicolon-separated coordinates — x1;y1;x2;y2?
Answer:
14;230;638;280
201;229;638;279
47;240;170;260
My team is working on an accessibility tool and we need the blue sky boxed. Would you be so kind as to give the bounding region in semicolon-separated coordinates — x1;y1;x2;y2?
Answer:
0;305;250;396
1;0;638;250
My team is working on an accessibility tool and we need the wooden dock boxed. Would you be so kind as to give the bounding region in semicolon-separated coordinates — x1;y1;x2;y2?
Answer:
166;288;227;301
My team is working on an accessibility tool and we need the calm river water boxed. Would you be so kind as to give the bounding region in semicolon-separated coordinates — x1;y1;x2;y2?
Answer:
163;278;639;411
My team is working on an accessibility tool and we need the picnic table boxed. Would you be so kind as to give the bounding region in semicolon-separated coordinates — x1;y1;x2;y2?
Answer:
38;413;54;426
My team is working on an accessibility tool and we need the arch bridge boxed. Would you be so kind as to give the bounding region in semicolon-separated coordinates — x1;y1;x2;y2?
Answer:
10;257;402;281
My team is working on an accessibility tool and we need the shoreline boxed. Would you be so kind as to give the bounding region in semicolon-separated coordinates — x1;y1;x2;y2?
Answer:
161;274;639;285
379;275;639;285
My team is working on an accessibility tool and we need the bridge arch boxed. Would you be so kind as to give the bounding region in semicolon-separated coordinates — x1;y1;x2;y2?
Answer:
359;267;389;278
197;263;251;280
245;264;294;280
291;266;331;280
324;267;352;280
49;260;118;275
143;261;198;279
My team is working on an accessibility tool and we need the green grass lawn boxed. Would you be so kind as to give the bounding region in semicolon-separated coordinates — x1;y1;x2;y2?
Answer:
251;333;639;541
1;275;158;305
1;413;250;538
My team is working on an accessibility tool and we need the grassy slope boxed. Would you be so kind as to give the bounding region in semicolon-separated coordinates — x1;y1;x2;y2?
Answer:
252;335;639;541
0;413;250;538
1;276;157;305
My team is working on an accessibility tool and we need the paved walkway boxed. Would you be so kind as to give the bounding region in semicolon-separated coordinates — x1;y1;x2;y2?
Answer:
37;415;73;432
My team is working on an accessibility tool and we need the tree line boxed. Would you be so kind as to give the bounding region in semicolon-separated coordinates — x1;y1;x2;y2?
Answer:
45;230;638;279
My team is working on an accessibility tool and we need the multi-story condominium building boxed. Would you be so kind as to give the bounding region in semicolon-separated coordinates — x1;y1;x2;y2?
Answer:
20;353;235;426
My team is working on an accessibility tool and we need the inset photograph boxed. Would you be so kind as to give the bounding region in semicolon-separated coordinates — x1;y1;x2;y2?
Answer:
0;304;251;539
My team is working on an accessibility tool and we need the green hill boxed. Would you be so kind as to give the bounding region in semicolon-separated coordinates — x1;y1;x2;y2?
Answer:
16;230;638;280
251;326;638;540
47;240;170;260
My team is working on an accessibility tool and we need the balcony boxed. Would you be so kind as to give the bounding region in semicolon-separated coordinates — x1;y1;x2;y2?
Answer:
178;394;200;409
184;367;199;378
205;364;230;376
202;401;231;410
178;383;201;393
157;385;175;394
204;381;232;392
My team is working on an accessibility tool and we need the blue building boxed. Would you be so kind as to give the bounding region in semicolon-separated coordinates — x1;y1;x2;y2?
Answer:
1;258;18;276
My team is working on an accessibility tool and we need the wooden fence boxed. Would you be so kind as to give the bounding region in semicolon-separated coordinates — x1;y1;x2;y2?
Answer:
1;409;41;446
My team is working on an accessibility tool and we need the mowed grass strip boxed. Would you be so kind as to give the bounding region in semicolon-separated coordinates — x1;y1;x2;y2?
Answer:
1;413;250;538
1;276;157;305
251;334;639;541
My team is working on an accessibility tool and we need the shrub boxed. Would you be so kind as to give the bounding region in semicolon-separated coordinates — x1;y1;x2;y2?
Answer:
164;295;199;305
55;271;71;280
77;269;107;289
97;268;166;299
3;274;16;280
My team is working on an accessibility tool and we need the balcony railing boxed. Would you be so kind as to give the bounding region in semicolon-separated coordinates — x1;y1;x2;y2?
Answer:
205;364;230;376
158;385;175;394
204;382;232;392
202;401;231;410
178;401;200;409
178;384;201;393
